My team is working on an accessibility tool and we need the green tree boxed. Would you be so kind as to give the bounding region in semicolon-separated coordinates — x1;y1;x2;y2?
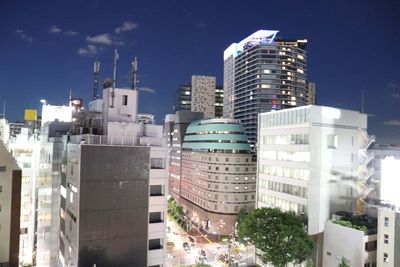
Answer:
237;207;314;267
339;257;350;267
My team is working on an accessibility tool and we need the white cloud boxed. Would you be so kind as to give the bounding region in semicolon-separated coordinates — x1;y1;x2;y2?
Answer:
86;33;113;45
78;45;98;57
49;25;62;33
391;92;400;99
387;83;398;89
64;30;79;37
15;29;33;42
383;120;400;126
115;21;139;34
139;87;155;93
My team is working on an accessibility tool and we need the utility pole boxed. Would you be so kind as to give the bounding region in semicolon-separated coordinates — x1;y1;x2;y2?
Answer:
131;57;138;90
361;90;365;113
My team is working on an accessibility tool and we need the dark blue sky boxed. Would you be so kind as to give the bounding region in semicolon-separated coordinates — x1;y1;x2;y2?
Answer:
1;0;399;143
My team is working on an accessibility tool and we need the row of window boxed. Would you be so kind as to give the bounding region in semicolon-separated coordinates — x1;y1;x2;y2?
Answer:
259;165;310;180
267;181;307;198
260;134;309;145
258;193;306;214
260;107;309;127
260;150;310;163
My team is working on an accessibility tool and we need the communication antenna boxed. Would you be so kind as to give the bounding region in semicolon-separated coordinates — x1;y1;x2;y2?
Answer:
93;60;100;100
111;49;119;108
131;57;138;90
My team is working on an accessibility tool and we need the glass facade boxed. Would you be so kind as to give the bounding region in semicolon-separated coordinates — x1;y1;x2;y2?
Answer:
224;31;310;144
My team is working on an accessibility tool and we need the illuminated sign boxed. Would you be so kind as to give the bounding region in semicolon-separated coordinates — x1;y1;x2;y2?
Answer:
41;104;73;124
381;156;400;206
24;109;37;121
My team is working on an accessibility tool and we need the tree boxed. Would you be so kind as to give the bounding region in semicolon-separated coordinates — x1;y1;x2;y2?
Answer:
237;207;314;267
339;257;350;267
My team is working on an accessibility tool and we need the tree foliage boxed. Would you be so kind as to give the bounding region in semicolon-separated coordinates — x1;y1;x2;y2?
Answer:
237;207;314;267
339;257;350;267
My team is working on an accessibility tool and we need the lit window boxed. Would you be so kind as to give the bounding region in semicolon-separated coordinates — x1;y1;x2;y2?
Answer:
384;234;389;244
384;217;389;227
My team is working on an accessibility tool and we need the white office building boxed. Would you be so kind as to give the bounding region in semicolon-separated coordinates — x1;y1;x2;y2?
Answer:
377;207;400;267
257;105;370;266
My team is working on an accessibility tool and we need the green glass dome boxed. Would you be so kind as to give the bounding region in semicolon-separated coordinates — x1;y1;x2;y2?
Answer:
182;119;251;152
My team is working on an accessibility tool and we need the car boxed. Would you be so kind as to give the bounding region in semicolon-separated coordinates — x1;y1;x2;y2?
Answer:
166;226;171;233
200;249;206;257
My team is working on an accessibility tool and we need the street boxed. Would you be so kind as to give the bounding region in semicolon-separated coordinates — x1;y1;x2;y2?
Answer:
166;218;255;267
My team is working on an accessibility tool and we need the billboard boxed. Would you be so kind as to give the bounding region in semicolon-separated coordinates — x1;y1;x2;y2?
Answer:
24;109;37;121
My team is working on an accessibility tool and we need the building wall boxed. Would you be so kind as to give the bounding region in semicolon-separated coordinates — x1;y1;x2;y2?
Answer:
0;143;21;267
180;151;256;234
323;221;377;267
377;208;400;267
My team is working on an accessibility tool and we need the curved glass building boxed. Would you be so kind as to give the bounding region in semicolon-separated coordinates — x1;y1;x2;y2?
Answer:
179;118;256;235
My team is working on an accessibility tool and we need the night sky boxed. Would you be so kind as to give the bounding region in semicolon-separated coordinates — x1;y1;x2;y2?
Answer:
0;0;399;143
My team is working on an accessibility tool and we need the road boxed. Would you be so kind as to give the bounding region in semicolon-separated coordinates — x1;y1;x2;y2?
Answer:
166;218;256;267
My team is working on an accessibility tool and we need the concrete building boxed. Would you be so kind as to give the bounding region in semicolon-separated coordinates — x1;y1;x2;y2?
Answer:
307;82;316;105
59;86;168;267
323;214;377;267
0;142;22;267
7;128;40;266
165;111;203;201
137;113;156;125
191;75;216;119
257;105;370;266
173;76;223;119
179;118;256;235
377;207;400;267
223;30;313;145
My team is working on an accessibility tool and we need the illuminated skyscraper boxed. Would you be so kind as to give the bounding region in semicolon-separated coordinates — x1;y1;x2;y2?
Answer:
223;30;311;145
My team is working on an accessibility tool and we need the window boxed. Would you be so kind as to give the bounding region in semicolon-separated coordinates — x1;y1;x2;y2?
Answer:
225;158;229;162
0;166;6;172
383;253;389;263
327;134;338;149
148;238;163;250
0;185;2;192
384;234;389;244
384;217;389;227
150;185;164;196
234;206;239;211
326;251;331;256
151;158;164;169
225;167;229;171
149;212;163;223
216;167;219;171
122;95;128;105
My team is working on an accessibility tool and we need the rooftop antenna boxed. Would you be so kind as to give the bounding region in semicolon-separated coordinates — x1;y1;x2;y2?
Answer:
131;57;138;90
93;59;100;100
111;49;119;108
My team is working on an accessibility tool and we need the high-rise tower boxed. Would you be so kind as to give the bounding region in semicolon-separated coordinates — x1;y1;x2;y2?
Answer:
223;30;311;145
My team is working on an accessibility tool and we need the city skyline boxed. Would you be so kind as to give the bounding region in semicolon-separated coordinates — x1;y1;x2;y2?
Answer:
1;0;399;144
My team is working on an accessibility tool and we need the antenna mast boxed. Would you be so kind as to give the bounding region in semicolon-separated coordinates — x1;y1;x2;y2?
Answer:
131;57;138;90
93;60;100;100
111;49;119;108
